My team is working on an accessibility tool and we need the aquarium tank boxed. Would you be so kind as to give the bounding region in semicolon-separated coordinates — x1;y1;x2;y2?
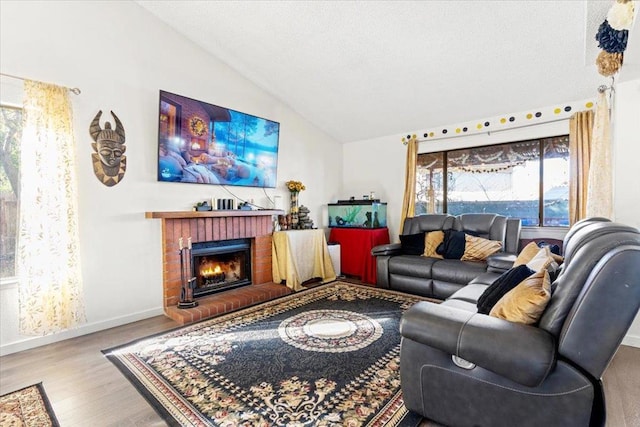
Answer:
328;200;387;228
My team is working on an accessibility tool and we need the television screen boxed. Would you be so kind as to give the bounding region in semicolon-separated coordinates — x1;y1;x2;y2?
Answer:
157;90;279;188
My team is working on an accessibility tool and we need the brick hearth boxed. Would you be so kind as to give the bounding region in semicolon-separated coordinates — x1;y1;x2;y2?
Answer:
146;210;290;324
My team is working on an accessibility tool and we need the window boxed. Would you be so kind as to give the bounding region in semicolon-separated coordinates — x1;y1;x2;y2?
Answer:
0;105;22;278
416;135;569;226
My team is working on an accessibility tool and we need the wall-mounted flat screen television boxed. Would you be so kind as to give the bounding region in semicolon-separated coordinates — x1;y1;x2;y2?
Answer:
157;90;279;188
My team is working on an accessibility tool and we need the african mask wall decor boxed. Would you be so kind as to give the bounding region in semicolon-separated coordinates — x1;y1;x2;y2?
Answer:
89;110;126;186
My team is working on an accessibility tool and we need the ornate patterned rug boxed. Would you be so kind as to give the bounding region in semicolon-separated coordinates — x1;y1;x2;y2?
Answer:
0;382;60;426
104;282;426;426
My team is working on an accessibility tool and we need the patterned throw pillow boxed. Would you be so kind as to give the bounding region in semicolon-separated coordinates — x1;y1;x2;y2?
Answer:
490;270;551;324
423;231;444;259
460;235;502;261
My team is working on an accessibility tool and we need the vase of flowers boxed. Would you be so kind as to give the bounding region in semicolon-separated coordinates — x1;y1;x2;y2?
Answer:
285;180;305;229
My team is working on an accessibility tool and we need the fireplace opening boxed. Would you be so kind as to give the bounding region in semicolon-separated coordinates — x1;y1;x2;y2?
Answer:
191;239;251;297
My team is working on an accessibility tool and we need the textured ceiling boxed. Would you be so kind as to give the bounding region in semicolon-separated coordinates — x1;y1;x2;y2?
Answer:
136;0;614;143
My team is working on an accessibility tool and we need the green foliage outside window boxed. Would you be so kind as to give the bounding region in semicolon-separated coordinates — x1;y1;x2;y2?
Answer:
0;106;22;278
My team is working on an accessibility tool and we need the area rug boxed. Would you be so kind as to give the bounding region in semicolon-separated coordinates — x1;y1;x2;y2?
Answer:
0;382;60;427
103;282;426;426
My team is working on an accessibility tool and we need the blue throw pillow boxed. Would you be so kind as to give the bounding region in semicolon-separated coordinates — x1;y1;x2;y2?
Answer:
476;265;535;314
436;229;466;259
399;232;426;255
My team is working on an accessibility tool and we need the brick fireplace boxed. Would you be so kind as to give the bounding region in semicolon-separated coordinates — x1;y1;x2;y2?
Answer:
146;210;289;324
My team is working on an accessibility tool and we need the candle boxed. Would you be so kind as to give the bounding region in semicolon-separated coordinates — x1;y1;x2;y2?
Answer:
179;237;183;250
187;237;192;250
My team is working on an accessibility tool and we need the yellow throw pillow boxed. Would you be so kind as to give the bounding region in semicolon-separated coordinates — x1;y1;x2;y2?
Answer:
460;235;502;261
423;230;444;259
513;242;540;267
489;270;551;324
550;252;564;265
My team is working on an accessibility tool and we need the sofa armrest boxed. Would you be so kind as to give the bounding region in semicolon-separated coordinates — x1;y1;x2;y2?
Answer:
400;302;556;387
504;218;522;254
371;243;402;257
486;253;516;273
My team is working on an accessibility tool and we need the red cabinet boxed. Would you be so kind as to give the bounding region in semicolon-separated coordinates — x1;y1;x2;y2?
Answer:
328;228;390;284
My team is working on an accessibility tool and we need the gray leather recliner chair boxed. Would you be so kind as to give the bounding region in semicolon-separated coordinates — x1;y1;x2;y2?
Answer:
399;220;640;427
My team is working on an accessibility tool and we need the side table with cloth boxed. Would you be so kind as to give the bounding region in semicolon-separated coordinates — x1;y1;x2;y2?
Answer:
328;227;390;284
272;229;336;291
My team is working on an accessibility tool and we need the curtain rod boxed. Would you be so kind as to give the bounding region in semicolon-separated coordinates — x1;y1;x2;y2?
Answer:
408;116;570;144
0;72;81;95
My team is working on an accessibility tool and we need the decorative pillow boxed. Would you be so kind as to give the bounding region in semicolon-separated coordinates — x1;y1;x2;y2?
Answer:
526;247;560;273
476;265;535;314
461;235;502;261
489;270;551;324
436;229;466;259
537;241;561;256
514;241;563;267
399;232;426;255
549;251;564;265
423;231;444;259
513;242;540;267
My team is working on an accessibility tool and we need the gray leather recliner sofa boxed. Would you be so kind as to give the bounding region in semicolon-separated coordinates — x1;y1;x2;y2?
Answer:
372;214;521;299
399;219;640;427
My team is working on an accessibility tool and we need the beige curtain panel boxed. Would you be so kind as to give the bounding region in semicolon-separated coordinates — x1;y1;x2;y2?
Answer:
400;137;418;233
568;110;594;226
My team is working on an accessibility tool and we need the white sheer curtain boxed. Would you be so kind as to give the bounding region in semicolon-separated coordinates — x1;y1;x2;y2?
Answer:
17;80;85;335
586;91;613;219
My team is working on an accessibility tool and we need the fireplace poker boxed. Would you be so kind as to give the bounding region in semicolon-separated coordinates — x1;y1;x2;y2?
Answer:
179;237;185;300
178;236;198;309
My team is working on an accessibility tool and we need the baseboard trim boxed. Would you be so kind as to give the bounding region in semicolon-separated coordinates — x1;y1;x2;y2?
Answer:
0;307;164;356
622;333;640;348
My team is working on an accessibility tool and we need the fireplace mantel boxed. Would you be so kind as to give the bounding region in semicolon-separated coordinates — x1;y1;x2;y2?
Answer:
145;209;284;219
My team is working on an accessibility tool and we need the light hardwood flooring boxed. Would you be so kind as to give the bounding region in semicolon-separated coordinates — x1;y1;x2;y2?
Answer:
1;315;639;426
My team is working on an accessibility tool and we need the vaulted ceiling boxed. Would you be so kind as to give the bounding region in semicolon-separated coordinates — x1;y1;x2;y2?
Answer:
137;1;621;143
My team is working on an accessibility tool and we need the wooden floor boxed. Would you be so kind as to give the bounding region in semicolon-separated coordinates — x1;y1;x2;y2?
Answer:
1;305;638;426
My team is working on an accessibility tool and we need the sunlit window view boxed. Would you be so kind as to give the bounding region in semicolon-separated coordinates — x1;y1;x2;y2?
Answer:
0;105;22;278
416;136;570;226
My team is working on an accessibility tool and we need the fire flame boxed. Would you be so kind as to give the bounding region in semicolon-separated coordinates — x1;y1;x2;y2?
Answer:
191;142;202;150
201;265;222;277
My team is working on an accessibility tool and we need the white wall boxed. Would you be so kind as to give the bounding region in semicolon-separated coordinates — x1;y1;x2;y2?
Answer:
613;80;640;229
614;78;640;347
0;1;342;355
341;134;406;239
